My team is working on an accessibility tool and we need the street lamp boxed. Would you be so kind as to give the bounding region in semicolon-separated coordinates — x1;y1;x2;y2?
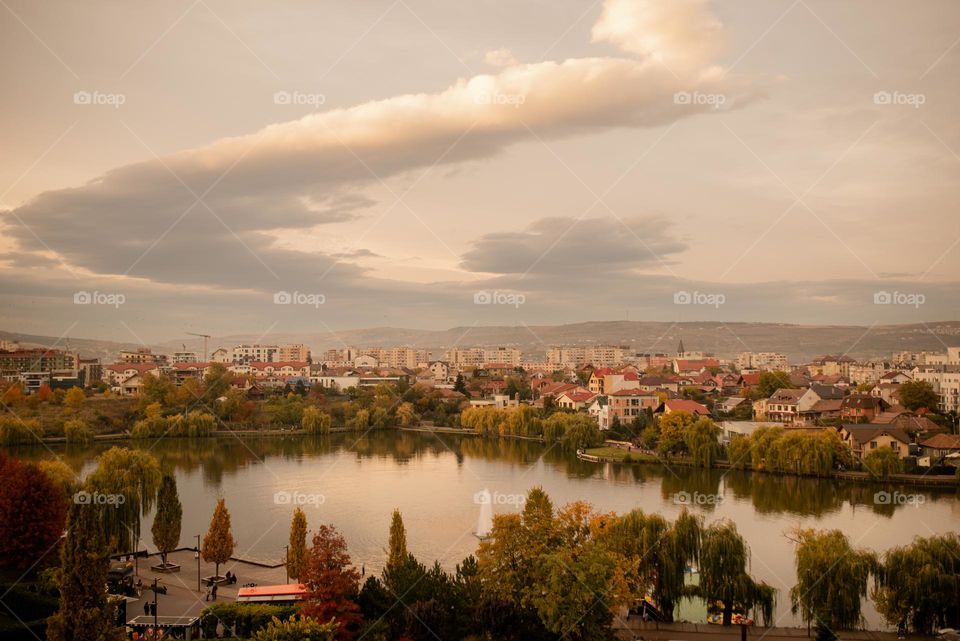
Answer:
151;578;158;633
195;534;201;593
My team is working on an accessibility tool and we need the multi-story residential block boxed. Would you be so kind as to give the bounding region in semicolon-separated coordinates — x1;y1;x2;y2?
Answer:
606;389;659;425
444;347;521;368
232;344;279;364
278;344;311;362
0;348;79;379
119;348;164;365
172;351;199;363
913;367;960;414
735;352;788;372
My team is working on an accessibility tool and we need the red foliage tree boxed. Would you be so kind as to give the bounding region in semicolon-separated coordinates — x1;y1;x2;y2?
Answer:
299;524;362;641
0;455;69;571
36;384;55;402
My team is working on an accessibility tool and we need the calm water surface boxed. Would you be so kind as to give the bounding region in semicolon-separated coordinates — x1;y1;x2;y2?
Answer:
8;431;959;628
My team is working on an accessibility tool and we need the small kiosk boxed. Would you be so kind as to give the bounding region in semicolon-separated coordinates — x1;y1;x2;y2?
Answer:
126;615;200;640
235;583;308;605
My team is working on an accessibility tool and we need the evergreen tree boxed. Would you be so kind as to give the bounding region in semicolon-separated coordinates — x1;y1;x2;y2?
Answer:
202;498;235;579
46;501;124;641
386;509;407;570
151;472;183;567
288;507;308;582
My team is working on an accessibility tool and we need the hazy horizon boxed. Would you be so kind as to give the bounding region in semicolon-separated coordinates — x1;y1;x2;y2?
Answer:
2;0;959;343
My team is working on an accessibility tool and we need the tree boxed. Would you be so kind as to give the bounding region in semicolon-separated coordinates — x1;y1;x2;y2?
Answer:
698;520;775;626
0;456;69;571
386;509;408;571
790;529;876;635
757;371;795;398
862;447;903;479
896;380;940;412
684;417;720;467
395;402;417;427
300;524;362;641
202;498;235;580
288;507;308;582
64;386;86;411
152;472;183;568
37;383;55;402
453;374;467;394
86;447;162;553
875;533;960;634
64;418;94;444
252;615;337;641
38;458;80;499
657;411;697;456
302;406;332;434
46;501;125;641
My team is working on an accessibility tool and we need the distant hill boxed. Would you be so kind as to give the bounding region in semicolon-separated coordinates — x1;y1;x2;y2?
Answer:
6;321;958;364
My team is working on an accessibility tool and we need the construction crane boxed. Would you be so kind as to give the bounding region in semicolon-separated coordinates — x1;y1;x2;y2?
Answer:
186;332;212;361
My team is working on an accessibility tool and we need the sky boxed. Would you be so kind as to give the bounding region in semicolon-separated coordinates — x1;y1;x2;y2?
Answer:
1;0;959;344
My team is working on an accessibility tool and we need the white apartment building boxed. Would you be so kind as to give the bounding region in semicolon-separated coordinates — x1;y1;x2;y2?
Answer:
913;368;960;414
171;351;199;363
546;345;625;367
736;352;788;372
232;344;279;364
445;347;522;368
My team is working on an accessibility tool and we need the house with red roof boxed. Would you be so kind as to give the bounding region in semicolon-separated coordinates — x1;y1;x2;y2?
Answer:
655;398;711;417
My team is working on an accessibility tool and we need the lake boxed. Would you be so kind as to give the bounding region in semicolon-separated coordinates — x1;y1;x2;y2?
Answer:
7;430;959;628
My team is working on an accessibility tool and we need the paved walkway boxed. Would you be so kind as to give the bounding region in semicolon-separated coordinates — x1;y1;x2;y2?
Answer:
123;548;291;622
617;621;923;641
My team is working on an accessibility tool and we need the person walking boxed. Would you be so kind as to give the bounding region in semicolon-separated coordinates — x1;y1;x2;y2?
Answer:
211;582;218;601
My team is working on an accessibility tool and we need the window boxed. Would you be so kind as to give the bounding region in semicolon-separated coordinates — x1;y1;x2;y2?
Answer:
870;441;878;449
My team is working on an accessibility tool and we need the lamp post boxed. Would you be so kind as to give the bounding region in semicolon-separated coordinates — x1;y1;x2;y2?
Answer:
195;534;201;593
151;578;158;633
284;545;289;583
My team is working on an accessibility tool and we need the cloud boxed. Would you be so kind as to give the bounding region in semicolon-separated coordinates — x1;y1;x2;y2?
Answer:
3;0;745;296
592;0;724;67
484;48;518;67
460;215;686;275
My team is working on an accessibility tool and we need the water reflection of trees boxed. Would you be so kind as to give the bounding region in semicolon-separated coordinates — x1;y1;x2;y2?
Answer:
3;432;955;518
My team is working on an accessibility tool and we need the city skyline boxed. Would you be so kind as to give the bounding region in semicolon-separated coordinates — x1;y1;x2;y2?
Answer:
2;0;960;342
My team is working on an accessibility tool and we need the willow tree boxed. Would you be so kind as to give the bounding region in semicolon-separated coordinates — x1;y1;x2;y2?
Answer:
151;472;183;568
684;418;720;467
86;446;162;553
386;509;407;571
202;498;235;580
698;520;775;626
47;501;125;641
599;508;701;621
790;529;876;635
288;507;308;582
875;533;960;634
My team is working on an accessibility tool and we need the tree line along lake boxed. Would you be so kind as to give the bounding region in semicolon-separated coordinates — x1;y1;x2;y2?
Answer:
4;430;958;629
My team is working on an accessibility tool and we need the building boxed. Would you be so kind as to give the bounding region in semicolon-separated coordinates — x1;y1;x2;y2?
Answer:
278;344;311;362
736;352;788;372
838;424;911;460
912;367;960;414
606;389;658;425
232;344;280;364
765;388;805;423
840;395;889;423
0;348;79;378
656;399;710;417
171;351;199;363
119;348;163;364
444;347;521;368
